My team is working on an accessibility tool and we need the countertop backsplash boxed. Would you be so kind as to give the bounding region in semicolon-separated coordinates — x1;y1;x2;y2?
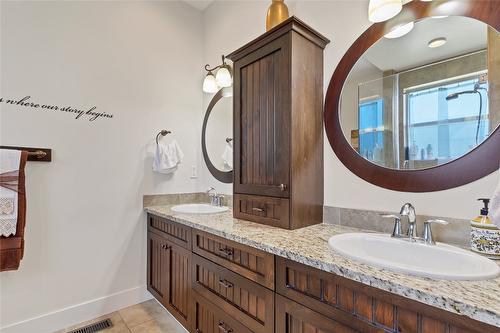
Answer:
143;193;469;247
143;192;233;208
324;206;470;248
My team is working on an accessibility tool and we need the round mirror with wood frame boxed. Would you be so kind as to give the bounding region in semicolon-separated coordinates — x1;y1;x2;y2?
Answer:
325;0;500;192
202;88;233;183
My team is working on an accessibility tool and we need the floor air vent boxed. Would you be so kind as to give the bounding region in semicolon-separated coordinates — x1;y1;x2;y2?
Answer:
68;318;113;333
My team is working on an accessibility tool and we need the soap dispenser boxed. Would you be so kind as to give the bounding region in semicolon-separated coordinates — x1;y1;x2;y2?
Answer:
470;198;500;258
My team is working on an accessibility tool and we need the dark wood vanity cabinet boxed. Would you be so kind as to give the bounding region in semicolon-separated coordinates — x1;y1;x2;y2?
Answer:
146;215;191;328
147;214;500;333
228;17;330;230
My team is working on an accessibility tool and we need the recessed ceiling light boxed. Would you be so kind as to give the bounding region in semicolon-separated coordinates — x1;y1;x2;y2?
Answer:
428;37;447;48
384;22;414;39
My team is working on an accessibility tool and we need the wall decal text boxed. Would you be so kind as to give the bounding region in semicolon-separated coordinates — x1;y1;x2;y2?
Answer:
0;96;113;122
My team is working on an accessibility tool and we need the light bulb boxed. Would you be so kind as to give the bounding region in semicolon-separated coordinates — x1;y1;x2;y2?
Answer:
216;66;232;88
368;0;403;23
384;21;414;39
203;72;218;93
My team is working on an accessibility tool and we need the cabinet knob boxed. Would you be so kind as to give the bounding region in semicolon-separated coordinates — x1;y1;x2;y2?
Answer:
279;184;287;191
161;244;170;250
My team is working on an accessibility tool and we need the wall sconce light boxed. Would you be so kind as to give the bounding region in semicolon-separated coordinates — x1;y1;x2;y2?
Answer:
203;55;232;93
368;0;403;23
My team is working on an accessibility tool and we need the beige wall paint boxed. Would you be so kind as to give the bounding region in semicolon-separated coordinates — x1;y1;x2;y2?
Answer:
0;1;203;331
201;0;499;218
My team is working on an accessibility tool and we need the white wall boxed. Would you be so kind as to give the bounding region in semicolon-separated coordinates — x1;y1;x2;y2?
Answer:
0;1;203;332
200;0;499;219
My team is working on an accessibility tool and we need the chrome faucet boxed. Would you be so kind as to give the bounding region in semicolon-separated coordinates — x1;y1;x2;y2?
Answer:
400;203;417;239
382;203;448;245
207;187;224;207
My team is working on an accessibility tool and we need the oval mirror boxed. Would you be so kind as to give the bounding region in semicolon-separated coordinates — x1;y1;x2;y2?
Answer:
202;88;233;183
325;0;500;192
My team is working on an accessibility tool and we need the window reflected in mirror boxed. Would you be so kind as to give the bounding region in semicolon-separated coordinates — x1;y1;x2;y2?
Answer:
340;16;499;170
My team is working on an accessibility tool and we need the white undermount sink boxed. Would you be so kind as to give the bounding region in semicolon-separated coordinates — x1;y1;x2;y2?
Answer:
171;203;228;214
328;233;500;281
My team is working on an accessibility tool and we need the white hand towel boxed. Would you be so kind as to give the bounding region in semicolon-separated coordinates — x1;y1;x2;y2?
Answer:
0;149;21;237
153;140;184;174
222;143;233;170
491;169;500;228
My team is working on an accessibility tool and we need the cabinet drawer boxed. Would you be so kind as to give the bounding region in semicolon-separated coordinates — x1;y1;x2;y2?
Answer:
192;230;274;289
191;291;254;333
233;194;290;229
276;294;360;333
148;213;191;250
276;257;497;333
192;254;274;333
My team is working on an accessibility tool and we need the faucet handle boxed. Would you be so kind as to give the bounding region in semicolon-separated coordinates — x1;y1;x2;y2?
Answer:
381;214;403;238
422;219;448;245
425;219;448;225
381;214;400;219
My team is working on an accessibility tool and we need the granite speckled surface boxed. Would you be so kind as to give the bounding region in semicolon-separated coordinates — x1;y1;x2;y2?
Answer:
144;205;500;327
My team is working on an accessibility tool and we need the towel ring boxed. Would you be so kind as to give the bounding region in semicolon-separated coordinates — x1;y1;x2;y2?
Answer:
156;130;172;145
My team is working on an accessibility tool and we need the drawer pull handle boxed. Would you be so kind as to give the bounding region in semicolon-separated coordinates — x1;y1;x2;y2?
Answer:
279;184;287;191
218;247;233;257
218;278;234;288
252;207;265;213
218;322;233;333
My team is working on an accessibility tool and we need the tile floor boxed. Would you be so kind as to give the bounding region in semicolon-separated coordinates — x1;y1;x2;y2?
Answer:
56;299;186;333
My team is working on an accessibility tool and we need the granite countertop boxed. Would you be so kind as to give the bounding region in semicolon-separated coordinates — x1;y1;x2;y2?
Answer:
144;205;500;327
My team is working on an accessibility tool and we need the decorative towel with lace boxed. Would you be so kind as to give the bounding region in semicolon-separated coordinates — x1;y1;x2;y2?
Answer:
0;150;21;237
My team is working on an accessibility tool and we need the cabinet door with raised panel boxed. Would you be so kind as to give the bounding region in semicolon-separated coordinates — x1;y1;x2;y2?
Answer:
147;231;170;306
234;34;291;198
166;242;191;328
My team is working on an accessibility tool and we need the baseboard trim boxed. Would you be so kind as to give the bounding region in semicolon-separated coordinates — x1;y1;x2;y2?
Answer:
0;285;152;333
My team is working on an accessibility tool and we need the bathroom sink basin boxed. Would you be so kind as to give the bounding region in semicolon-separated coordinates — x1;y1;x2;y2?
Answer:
171;203;228;214
328;233;500;280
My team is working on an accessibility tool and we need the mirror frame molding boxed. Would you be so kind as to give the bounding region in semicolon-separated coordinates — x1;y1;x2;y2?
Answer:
324;0;500;192
202;88;234;183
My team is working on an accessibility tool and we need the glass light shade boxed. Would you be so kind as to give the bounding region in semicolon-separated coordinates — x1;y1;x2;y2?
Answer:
215;66;232;88
368;0;403;23
384;21;414;39
203;73;218;93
